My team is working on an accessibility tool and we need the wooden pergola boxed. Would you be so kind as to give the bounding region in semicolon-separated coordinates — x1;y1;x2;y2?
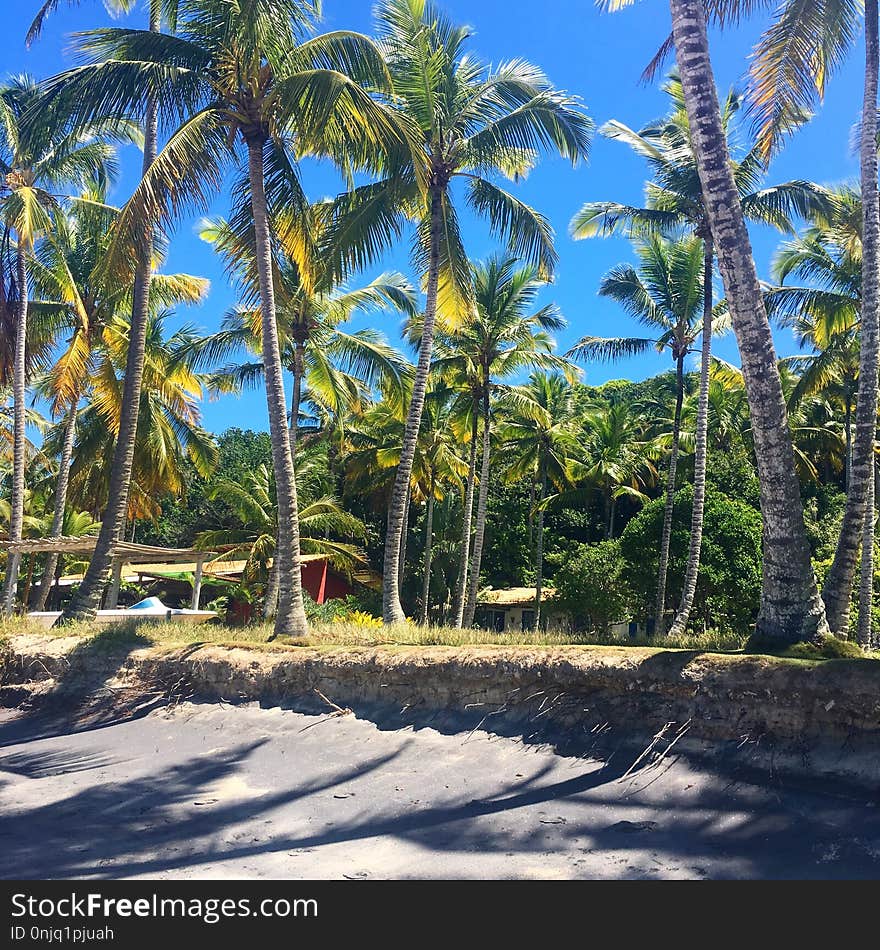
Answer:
0;537;215;609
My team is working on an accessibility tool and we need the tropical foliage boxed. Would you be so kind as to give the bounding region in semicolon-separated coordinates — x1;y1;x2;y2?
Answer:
0;0;878;655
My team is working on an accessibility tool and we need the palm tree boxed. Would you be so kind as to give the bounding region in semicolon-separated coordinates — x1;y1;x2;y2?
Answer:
410;384;468;624
0;75;127;613
196;208;416;451
26;187;207;609
198;208;415;617
195;461;366;604
750;3;876;632
499;372;579;629
567;234;707;633
33;0;169;626
577;398;658;538
54;310;218;524
428;254;575;628
324;0;592;623
572;70;830;639
655;0;830;644
763;186;874;636
45;0;414;636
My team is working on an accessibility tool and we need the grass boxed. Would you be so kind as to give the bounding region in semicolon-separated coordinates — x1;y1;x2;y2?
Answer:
1;614;876;661
0;614;747;652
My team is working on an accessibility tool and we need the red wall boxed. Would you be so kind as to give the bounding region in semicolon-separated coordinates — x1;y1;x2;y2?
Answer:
300;559;355;605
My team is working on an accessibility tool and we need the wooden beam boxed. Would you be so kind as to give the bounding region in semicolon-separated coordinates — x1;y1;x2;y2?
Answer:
107;558;123;609
191;555;205;611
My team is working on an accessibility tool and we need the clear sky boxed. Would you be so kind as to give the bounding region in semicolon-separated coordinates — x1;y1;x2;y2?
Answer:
1;0;866;434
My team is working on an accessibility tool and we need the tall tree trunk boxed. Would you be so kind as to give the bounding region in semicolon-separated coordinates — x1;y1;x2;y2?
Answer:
527;478;535;548
420;491;434;626
21;554;35;609
608;495;617;539
845;403;853;491
2;245;28;615
398;483;410;600
858;448;876;647
463;386;491;627
671;238;714;637
669;0;829;645
383;184;443;624
452;406;478;627
263;553;280;620
246;136;307;639
535;458;547;630
59;6;162;623
34;401;78;612
266;338;305;622
823;0;880;635
654;354;684;636
289;340;305;447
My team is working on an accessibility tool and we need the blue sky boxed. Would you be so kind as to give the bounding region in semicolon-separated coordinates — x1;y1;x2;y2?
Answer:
1;0;866;434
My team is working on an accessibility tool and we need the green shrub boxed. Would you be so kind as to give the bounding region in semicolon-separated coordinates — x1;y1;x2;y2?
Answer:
782;635;864;660
549;540;632;632
619;485;763;633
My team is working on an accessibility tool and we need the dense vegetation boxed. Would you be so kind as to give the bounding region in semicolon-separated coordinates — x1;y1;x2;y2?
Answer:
1;0;878;652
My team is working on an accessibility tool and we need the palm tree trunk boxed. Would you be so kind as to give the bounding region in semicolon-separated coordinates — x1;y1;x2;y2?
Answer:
858;447;876;647
535;458;547;630
845;403;853;491
20;555;35;609
2;245;29;615
398;482;410;600
383;184;443;624
608;496;617;539
463;386;491;628
823;0;880;635
671;238;713;637
289;340;305;448
452;407;478;627
527;478;535;548
34;401;78;612
245;137;308;639
669;0;829;645
266;338;305;622
420;491;434;625
59;6;162;623
263;551;280;619
654;354;684;636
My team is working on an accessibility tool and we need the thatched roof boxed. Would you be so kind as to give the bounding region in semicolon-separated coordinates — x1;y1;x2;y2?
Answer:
0;536;212;562
476;587;555;607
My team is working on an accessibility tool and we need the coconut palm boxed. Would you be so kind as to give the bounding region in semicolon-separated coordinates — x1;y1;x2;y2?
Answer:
410;384;468;624
0;74;131;613
54;311;218;527
572;69;831;639
567;234;708;633
25;187;207;609
197;208;415;617
195;209;416;452
577;398;659;538
33;0;171;627
665;0;832;644
44;0;416;635
499;372;580;629
427;254;576;627
195;462;366;600
323;0;592;623
763;185;874;636
598;0;831;643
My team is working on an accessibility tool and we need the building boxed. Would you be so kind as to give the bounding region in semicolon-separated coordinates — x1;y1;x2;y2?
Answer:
474;587;558;633
50;552;380;608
